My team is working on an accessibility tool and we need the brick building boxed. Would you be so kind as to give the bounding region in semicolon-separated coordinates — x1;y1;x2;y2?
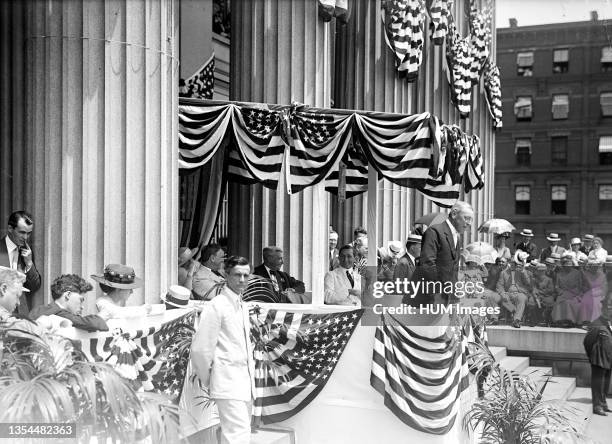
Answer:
495;13;612;250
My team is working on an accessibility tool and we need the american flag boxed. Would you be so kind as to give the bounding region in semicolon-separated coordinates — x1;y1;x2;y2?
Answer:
250;306;364;424
370;316;470;434
180;53;215;100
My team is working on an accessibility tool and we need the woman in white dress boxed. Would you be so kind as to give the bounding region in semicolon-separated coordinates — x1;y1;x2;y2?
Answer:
588;237;608;264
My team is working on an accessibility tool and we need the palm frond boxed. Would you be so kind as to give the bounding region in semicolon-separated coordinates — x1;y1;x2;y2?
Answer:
136;391;181;444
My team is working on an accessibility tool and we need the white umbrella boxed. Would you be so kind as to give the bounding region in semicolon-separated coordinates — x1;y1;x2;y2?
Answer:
478;219;516;235
462;241;496;265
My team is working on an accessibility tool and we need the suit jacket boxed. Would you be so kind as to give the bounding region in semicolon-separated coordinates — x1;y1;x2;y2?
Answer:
190;286;255;401
253;264;306;294
407;222;461;306
329;248;339;271
515;241;539;262
393;254;417;281
29;301;109;332
539;245;566;262
0;236;42;314
496;267;532;295
584;317;612;369
192;265;225;300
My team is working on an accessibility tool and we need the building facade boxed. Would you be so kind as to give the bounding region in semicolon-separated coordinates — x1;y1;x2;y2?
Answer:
495;15;612;249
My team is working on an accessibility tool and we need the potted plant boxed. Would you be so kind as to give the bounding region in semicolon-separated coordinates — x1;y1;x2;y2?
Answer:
0;321;180;443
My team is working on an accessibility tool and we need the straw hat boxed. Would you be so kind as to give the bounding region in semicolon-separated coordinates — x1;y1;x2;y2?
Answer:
546;233;561;242
162;285;191;309
91;264;143;290
178;247;199;266
519;228;534;237
570;237;582;246
582;234;594;242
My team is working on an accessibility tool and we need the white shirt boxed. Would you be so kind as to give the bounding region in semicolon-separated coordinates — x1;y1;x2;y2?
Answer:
324;267;361;306
446;219;459;248
5;236;19;270
588;247;608;264
265;265;279;291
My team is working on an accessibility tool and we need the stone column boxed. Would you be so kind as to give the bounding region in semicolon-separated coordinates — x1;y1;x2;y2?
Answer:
229;0;331;303
2;0;179;308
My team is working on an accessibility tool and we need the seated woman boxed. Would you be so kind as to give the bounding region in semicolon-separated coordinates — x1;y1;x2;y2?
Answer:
588;237;608;264
551;254;584;327
91;264;163;320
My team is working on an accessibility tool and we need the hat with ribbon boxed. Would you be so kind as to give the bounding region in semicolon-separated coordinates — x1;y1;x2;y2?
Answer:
405;234;422;245
519;228;534;237
570;237;582;245
583;234;595;242
178;247;199;266
91;264;143;290
546;233;561;242
162;285;191;309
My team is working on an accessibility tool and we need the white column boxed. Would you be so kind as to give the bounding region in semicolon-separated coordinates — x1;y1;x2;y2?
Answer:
18;0;178;308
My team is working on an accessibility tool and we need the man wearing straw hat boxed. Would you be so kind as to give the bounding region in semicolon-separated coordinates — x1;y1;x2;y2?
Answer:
515;228;539;262
393;234;422;281
178;247;200;290
540;233;565;262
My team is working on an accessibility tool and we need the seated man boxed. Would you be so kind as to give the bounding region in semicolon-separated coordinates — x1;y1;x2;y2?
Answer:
192;244;226;300
485;251;532;328
29;274;109;332
253;246;305;296
530;263;555;326
324;245;361;306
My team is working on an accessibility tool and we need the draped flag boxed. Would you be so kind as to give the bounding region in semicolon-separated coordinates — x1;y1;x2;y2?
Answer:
178;101;485;208
180;53;215;100
428;0;453;45
370;317;470;435
250;306;364;424
483;61;503;128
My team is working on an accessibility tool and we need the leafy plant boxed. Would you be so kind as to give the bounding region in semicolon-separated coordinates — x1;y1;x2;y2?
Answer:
463;339;589;444
0;321;180;443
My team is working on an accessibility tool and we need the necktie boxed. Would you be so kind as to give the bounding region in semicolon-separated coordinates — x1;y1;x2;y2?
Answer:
346;270;354;288
270;270;280;292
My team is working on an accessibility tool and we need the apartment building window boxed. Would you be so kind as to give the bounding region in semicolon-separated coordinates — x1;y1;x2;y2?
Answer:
600;136;612;165
551;185;567;215
515;185;531;215
552;94;569;119
602;47;612;72
517;51;534;76
551;136;568;166
552;49;569;73
514;96;533;121
601;92;612;117
515;139;531;166
600;185;612;213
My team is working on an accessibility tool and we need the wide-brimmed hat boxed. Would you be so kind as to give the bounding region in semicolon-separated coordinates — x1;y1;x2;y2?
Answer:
514;250;529;265
546;233;561;242
570;237;582;245
519;228;534;237
162;285;191;309
582;234;594;242
388;241;403;256
91;264;143;290
178;247;199;266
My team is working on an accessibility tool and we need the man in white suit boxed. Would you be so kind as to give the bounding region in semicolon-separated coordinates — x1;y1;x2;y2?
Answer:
190;256;255;444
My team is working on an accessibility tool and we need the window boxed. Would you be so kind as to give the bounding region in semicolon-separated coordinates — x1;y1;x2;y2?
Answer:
514;96;533;120
515;139;531;166
515;185;531;215
600;185;612;213
551;185;567;215
517;51;534;76
600;136;612;165
552;94;569;119
601;92;612;117
553;49;569;73
551;136;568;166
602;47;612;72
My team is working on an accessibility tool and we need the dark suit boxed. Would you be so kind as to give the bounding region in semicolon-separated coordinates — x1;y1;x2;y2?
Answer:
584;317;612;409
329;248;339;271
515;241;539;262
406;222;461;306
393;254;417;281
540;245;566;262
29;301;109;332
253;264;306;294
0;236;41;314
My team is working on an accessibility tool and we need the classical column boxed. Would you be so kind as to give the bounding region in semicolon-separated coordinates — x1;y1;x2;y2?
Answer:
230;0;331;303
2;0;179;308
332;0;495;245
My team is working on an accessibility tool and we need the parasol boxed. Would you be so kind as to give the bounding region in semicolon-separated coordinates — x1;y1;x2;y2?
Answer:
414;212;447;227
462;241;496;265
478;219;516;235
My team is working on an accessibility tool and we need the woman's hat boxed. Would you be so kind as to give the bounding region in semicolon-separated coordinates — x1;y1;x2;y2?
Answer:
546;233;561;242
178;247;199;266
91;264;143;290
570;237;582;245
514;250;529;265
388;241;403;257
162;285;191;309
519;228;534;237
